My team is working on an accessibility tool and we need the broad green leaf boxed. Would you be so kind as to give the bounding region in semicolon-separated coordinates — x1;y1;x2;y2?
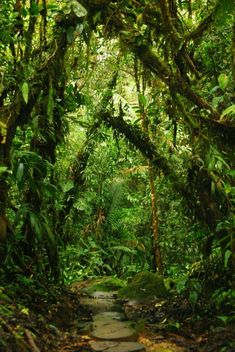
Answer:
224;249;232;268
210;85;220;93
192;280;202;293
119;30;131;37
189;290;198;308
20;307;29;315
217;315;229;324
63;6;71;15
221;104;235;118
93;11;101;24
21;7;28;17
16;163;24;183
29;212;42;240
226;170;235;177
66;26;75;44
74;198;91;212
63;1;87;17
42;218;56;246
47;3;59;11
0;166;8;174
63;180;74;193
212;96;223;109
21;82;29;104
223;182;232;195
30;2;39;16
76;23;84;34
218;73;229;91
0;122;7;129
138;93;148;107
72;1;87;17
38;181;57;197
112;245;135;253
176;278;187;293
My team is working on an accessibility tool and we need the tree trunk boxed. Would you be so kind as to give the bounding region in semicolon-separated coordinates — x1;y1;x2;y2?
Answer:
0;124;16;216
139;85;163;273
232;22;235;95
148;161;163;273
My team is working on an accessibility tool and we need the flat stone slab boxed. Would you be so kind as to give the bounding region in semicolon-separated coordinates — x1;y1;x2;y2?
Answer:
91;319;136;341
90;291;118;299
80;297;116;314
90;341;145;352
81;290;145;350
93;311;125;322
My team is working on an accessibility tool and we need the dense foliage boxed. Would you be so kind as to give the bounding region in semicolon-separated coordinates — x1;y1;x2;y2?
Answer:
0;0;234;312
0;1;234;351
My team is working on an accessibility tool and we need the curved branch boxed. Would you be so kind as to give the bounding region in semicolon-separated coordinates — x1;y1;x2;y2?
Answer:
102;110;175;180
135;44;221;120
82;1;226;125
185;12;214;43
232;22;235;97
159;0;181;48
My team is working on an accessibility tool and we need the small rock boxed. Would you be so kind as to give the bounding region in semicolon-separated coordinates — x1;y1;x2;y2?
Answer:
90;341;145;352
91;320;136;341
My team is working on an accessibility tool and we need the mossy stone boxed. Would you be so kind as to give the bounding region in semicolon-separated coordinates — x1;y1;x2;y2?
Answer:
83;276;126;295
118;271;167;301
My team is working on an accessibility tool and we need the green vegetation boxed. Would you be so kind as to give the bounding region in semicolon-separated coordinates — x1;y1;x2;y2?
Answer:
0;0;234;350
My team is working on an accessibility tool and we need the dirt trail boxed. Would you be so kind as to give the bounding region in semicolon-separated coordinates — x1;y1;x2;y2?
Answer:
56;283;235;352
80;291;146;351
79;290;188;352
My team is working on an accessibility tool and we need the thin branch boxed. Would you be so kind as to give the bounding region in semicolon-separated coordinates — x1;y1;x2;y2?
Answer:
24;0;38;61
25;329;41;352
232;22;235;100
184;12;214;43
159;0;181;48
135;44;221;120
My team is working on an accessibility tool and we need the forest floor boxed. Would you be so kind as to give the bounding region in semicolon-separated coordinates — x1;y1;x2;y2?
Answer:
0;279;235;352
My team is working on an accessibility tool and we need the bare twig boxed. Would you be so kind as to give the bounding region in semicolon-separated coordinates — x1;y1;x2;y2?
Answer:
25;329;41;352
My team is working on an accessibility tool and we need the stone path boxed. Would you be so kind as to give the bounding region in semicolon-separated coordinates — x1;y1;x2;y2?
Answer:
90;341;146;352
80;291;146;352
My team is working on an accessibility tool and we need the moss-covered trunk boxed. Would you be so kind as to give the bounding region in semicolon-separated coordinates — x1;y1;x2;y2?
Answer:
148;162;163;273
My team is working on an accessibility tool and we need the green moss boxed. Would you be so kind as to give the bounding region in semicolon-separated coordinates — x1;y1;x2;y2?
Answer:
164;278;176;291
118;271;167;301
83;276;126;295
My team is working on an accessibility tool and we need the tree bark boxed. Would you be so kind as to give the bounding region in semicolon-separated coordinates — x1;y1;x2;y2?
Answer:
232;22;235;100
138;71;163;272
0;123;17;216
148;162;163;273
